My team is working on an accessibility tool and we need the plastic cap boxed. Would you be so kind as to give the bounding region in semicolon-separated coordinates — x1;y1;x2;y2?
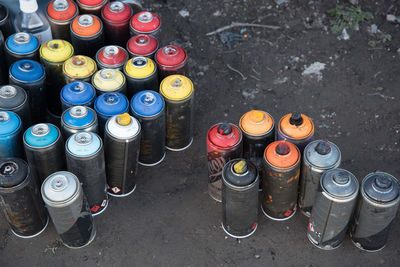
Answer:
20;0;38;13
116;113;131;126
289;112;303;126
275;141;290;155
217;123;232;135
233;160;248;174
315;140;331;155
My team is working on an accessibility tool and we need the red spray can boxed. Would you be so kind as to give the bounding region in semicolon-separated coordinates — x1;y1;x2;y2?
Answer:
101;1;132;47
155;45;188;81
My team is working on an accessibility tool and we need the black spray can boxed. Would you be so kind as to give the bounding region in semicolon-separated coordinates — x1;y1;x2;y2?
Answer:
0;85;32;130
307;168;359;250
350;172;400;252
5;32;40;69
0;158;48;238
41;171;96;248
0;31;6;85
222;159;259;238
61;106;99;139
0;3;13;39
66;132;108;216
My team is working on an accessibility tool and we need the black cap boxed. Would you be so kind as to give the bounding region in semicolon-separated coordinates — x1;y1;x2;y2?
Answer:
217;123;232;135
0;158;28;188
289;112;303;126
276;141;290;155
315;140;331;155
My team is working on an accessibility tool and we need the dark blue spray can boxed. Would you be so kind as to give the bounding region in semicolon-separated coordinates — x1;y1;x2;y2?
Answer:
0;111;24;159
5;32;40;69
60;81;96;112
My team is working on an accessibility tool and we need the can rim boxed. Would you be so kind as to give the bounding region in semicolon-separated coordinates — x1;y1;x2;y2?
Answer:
207;122;242;150
0;160;31;192
46;0;79;24
23;123;61;149
70;15;103;39
0;3;9;25
360;172;400;206
41;171;81;206
303;140;342;170
95;45;128;69
65;132;102;157
239;111;275;137
5;35;40;57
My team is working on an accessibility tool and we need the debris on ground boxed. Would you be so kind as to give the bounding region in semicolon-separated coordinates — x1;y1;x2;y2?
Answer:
302;62;326;81
328;4;373;34
179;10;190;18
219;32;248;49
337;28;350;40
367;24;392;48
275;0;290;5
386;14;400;23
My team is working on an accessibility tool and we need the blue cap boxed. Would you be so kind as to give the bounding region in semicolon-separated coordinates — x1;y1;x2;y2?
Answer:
94;92;129;117
24;123;59;148
67;132;101;157
60;81;96;106
10;60;45;83
6;32;39;55
0;111;21;136
62;106;96;127
130;90;164;117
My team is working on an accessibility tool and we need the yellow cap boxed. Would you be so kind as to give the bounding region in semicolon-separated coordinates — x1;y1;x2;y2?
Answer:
233;160;248;174
117;113;131;126
239;110;274;136
63;55;97;79
92;69;125;91
124;57;155;78
40;40;74;63
160;75;194;101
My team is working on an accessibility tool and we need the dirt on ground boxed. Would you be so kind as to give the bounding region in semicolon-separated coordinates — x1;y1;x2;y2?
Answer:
1;0;400;266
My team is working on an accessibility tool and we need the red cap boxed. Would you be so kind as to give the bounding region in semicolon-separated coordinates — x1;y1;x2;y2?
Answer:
47;0;77;21
78;0;104;5
155;45;187;68
97;45;128;66
207;123;242;149
127;34;158;56
130;11;160;33
102;1;132;24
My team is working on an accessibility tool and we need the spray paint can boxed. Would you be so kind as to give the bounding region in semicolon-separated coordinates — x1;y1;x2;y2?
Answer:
95;45;128;70
60;81;96;112
261;141;300;221
0;85;31;130
66;132;108;216
239;110;275;171
76;0;108;17
350;172;400;252
207;123;243;202
70;14;105;58
129;11;161;39
0;3;13;39
63;55;97;84
0;31;6;85
101;1;132;47
104;113;141;197
41;171;96;248
160;75;194;151
5;32;40;69
0;111;24;159
123;56;158;98
9;60;46;124
126;34;158;59
0;158;48;238
277;112;314;152
131;90;165;166
155;45;188;80
307;168;359;250
23;123;66;185
92;69;127;96
94;92;129;135
61;106;98;139
299;140;341;217
222;159;259;238
46;0;79;42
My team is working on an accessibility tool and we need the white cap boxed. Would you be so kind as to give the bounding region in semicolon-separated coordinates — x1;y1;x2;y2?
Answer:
19;0;39;13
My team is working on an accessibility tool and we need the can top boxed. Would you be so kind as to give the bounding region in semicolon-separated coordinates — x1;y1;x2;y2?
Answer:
47;0;77;21
24;123;59;148
71;14;102;37
207;123;242;149
160;75;193;101
264;141;300;168
41;171;79;204
239;110;274;136
6;32;39;55
0;111;21;136
40;40;74;63
96;45;128;68
155;45;187;68
0;158;27;188
94;92;129;116
131;90;164;117
102;1;132;23
127;34;158;56
0;85;26;109
106;113;140;139
10;60;45;83
92;69;125;91
130;11;160;33
67;131;101;157
223;159;257;187
124;56;156;78
62;106;96;127
77;0;105;6
279;112;314;140
63;55;97;79
321;168;359;199
61;81;96;104
363;172;399;203
304;140;341;169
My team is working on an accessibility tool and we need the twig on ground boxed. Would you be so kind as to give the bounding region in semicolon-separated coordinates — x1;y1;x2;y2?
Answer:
206;22;281;36
226;64;247;80
249;75;261;81
368;93;395;101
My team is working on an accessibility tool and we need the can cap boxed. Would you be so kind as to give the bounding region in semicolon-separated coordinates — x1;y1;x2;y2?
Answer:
106;114;140;139
160;75;193;101
130;11;160;33
124;56;155;78
279;112;314;140
63;55;97;79
41;171;78;203
19;0;38;13
207;123;242;149
24;123;59;148
61;81;96;105
96;45;128;68
67;132;101;157
363;172;399;203
264;141;300;168
155;45;187;68
102;1;132;23
304;140;341;169
223;159;257;186
47;0;77;21
7;32;38;54
127;34;158;57
94;92;129;116
10;60;45;83
131;90;164;117
63;106;95;127
71;14;102;37
239;110;274;136
321;168;359;199
0;158;28;188
40;39;74;63
0;111;21;136
92;69;125;91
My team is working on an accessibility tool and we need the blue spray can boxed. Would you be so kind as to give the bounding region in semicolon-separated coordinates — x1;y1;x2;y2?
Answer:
60;81;96;112
0;111;23;158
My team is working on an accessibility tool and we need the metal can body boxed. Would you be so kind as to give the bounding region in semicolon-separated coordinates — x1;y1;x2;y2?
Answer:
129;11;161;39
101;1;132;47
63;55;97;84
0;31;6;85
124;56;158;98
0;85;31;130
66;132;108;216
0;3;13;39
70;15;105;58
222;159;259;238
155;45;188;80
350;172;400;251
307;168;359;250
61;106;98;139
76;0;108;17
127;34;158;59
0;158;48;238
277;112;314;153
207;123;243;202
261;141;301;221
131;90;165;166
42;171;96;248
95;45;129;70
9;59;46;123
5;33;40;69
104;114;141;197
92;69;127;96
46;0;79;42
23;124;66;185
0;111;24;161
60;81;96;112
299;140;341;217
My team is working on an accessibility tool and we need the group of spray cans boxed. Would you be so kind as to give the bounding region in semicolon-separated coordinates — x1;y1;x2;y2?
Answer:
207;111;400;252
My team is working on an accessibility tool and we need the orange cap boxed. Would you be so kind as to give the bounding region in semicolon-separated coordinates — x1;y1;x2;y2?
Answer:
264;141;300;168
71;14;102;37
279;113;314;140
239;110;274;136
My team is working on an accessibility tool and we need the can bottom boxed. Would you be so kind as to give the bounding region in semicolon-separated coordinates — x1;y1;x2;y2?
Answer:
63;229;97;249
208;191;221;203
107;185;136;198
261;205;297;221
299;208;311;218
11;216;49;239
306;233;342;250
350;239;385;252
92;198;110;217
165;138;193;152
138;152;166;167
221;222;257;239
